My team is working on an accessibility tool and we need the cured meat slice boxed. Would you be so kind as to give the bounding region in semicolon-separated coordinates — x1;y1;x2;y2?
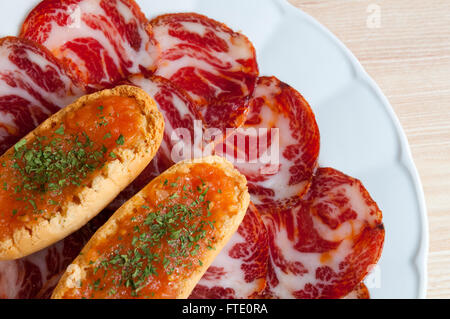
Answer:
151;13;259;130
262;168;384;299
343;283;370;299
21;0;160;90
108;75;203;210
216;76;320;210
129;75;203;170
0;237;84;299
0;36;83;155
0;210;111;299
190;204;268;299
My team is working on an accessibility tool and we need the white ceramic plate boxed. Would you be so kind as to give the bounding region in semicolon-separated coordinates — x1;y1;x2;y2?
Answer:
2;0;428;299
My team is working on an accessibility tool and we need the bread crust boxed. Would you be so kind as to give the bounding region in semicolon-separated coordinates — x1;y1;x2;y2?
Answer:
0;85;164;260
52;155;250;299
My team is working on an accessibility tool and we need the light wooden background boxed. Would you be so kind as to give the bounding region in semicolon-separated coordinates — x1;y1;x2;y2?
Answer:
288;0;450;298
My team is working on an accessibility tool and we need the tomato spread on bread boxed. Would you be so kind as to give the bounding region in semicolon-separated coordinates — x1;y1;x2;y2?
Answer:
0;96;144;240
58;162;247;299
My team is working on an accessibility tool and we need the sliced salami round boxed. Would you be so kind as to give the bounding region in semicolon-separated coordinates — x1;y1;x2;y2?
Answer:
0;36;83;155
262;168;384;299
190;204;269;299
20;0;160;90
216;76;320;210
151;13;259;130
108;74;204;210
343;283;370;299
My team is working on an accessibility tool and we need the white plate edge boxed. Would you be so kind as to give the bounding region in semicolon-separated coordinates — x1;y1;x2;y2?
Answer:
276;0;429;299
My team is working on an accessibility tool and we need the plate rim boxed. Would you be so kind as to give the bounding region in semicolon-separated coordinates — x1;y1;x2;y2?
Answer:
276;0;429;298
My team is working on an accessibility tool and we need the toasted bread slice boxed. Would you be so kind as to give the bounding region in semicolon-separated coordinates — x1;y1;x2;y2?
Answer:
52;156;250;299
0;85;164;260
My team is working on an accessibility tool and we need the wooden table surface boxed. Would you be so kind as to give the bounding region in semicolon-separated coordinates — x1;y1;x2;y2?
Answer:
288;0;450;299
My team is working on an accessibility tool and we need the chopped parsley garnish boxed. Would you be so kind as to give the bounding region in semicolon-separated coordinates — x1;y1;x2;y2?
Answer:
10;131;105;195
4;124;118;215
92;181;216;297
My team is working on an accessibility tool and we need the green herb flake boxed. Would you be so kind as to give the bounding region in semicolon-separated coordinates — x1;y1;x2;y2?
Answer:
29;199;37;210
48;199;59;206
14;139;27;151
116;134;125;145
54;125;65;135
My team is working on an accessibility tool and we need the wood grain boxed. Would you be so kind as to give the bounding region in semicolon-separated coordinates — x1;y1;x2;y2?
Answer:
288;0;450;298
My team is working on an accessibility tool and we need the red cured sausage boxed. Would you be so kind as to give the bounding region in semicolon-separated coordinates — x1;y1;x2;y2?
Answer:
0;37;83;155
262;168;384;299
190;204;269;299
151;13;259;131
20;0;160;90
343;283;370;299
108;75;204;210
216;76;320;210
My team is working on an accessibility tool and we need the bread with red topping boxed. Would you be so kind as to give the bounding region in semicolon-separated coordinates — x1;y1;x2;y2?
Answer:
0;85;164;260
52;156;250;299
